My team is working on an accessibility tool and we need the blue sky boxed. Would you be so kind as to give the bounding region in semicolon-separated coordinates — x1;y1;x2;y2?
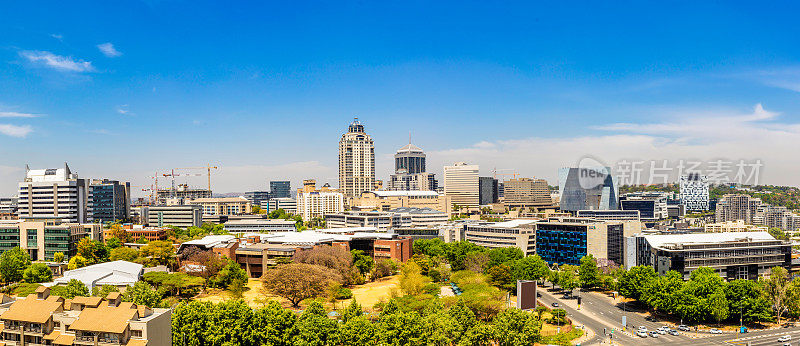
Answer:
2;1;800;196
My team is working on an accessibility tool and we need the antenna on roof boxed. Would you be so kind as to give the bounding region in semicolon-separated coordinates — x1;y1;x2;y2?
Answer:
409;131;412;145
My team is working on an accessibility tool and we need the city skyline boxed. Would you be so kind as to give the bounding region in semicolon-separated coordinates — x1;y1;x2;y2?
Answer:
3;2;800;196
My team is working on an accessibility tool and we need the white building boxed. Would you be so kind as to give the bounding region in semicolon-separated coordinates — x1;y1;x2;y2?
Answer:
52;260;143;290
263;198;297;214
338;118;376;198
443;162;480;210
680;173;709;211
17;163;91;223
296;190;344;222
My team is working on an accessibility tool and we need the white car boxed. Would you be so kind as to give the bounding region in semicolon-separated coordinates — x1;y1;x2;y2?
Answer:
778;335;792;342
709;328;722;334
656;327;667;334
636;330;648;338
638;326;648;332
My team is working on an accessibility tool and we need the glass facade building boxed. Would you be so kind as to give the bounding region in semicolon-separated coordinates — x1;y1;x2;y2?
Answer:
558;167;619;212
270;181;291;199
479;177;499;205
90;179;130;223
535;224;588;265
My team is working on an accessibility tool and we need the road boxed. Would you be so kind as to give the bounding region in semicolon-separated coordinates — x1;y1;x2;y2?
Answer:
535;284;800;346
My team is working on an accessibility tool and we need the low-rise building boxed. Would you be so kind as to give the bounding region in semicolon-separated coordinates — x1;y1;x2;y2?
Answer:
530;218;638;266
188;197;252;216
223;219;297;233
0;220;102;261
264;198;297;214
633;232;791;280
296;180;344;221
464;220;538;256
0;287;171;346
104;225;168;242
389;207;449;227
576;210;640;221
705;220;769;233
620;192;668;222
53;260;143;291
350;190;451;215
324;211;410;230
144;205;202;228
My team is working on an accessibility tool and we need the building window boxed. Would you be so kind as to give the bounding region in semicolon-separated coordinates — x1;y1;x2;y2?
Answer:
737;266;748;280
131;330;143;338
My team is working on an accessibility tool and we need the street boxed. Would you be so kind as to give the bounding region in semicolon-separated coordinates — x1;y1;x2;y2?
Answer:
536;285;800;346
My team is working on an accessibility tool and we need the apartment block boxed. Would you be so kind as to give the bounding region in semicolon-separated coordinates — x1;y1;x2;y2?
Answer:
296;180;344;221
339;119;375;198
0;287;171;346
0;220;101;261
443;162;480;210
502;177;552;209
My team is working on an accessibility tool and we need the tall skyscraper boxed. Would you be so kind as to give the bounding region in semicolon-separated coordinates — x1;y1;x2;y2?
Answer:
388;141;436;191
89;179;131;223
270;181;291;199
478;177;498;205
444;162;480;209
338;118;375;198
18;163;91;223
679;173;710;211
558;167;619;212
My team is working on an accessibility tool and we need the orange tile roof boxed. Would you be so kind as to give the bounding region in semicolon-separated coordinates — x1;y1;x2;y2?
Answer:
45;330;61;341
0;296;63;324
68;306;138;334
53;333;75;345
126;339;148;346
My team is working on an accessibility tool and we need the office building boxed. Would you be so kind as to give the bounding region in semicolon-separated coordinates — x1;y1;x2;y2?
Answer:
715;194;764;225
0;197;18;216
155;185;211;205
351;191;452;215
89;179;131;224
269;181;291;199
758;206;800;231
325;211;411;230
479;177;499;205
667;204;685;218
339;118;376;198
679;173;710;211
17;163;91;223
296;180;344;221
264;198;297;214
0;220;102;261
188;197;252;216
395;142;426;174
223;219;298;233
443;162;480;210
144;205;202;228
576;210;640;221
244;191;271;206
634;232;791;280
464;220;538;255
104;225;168;242
0;287;172;346
503;177;552;209
532;218;636;266
389;207;449;227
705;220;768;233
557;167;619;212
620;192;668;222
388;172;437;191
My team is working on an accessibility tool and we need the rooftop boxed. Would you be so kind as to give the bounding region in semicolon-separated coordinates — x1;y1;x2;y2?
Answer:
369;190;439;197
643;231;779;249
190;196;250;203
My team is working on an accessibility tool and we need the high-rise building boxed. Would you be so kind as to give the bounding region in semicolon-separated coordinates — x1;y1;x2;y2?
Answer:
503;177;552;209
478;177;499;205
679;173;709;211
619;192;668;222
17;163;91;223
339;118;375;198
270;181;291;199
444;162;480;210
394;142;426;174
155;184;211;205
388;141;437;191
557;167;619;212
715;194;764;225
244;191;271;206
89;179;131;223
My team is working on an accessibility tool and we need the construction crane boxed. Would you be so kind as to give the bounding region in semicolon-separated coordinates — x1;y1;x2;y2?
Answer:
172;164;219;191
492;168;519;181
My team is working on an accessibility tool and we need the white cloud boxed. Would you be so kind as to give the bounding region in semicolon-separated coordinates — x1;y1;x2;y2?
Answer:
0;111;39;118
97;43;122;58
50;34;63;41
116;105;130;115
426;104;800;187
0;124;33;138
19;50;95;72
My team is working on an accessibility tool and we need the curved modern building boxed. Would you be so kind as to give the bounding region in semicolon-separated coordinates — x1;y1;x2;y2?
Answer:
394;143;426;174
558;167;619;212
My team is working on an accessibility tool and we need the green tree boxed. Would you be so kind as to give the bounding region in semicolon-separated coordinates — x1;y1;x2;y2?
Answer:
642;270;683;314
412;238;446;257
123;281;163;308
171;300;213;346
76;238;108;264
762;266;793;325
725;279;773;323
109;247;139;262
578;255;599;289
399;261;430;296
618;265;656;300
486;264;514;290
92;284;120;297
557;265;578;294
351;249;374;277
708;290;730;325
53;252;65;263
293;301;338;346
486;247;524;268
251;301;298;345
444;241;485;271
67;255;89;270
334;315;379;345
262;263;341;308
105;237;123;249
0;247;31;283
51;279;89;298
378;310;426;346
342;298;363;322
512;255;549;283
492;308;542;346
208;258;248;289
138;240;176;267
22;262;52;283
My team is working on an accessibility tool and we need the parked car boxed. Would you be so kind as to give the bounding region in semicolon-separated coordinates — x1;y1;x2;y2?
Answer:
638;326;648;332
709;329;722;334
778;335;792;342
551;302;559;307
668;329;680;336
677;325;690;331
636;331;648;338
656;327;667;334
649;331;659;338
